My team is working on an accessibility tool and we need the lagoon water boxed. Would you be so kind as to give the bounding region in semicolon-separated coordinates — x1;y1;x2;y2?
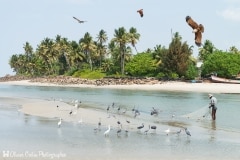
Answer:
0;84;240;160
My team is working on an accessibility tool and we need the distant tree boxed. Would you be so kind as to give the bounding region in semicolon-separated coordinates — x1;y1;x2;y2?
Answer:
152;44;167;67
198;40;215;61
201;51;240;78
129;27;140;53
79;32;96;71
96;29;108;67
161;32;193;78
111;27;129;75
229;46;240;54
125;52;157;77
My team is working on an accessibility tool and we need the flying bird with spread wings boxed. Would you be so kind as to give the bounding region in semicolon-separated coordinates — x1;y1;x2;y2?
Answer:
137;9;143;17
73;16;87;23
185;16;204;47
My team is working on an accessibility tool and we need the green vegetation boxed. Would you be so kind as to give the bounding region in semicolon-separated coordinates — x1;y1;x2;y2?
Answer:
8;27;240;80
73;70;106;79
201;51;240;78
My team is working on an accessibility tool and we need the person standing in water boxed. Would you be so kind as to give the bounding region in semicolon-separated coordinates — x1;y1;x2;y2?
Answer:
208;94;217;120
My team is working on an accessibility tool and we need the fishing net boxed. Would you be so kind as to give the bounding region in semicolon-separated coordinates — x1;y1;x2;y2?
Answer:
181;105;212;120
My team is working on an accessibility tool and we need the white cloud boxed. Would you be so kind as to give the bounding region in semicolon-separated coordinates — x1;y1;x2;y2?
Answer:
218;7;240;22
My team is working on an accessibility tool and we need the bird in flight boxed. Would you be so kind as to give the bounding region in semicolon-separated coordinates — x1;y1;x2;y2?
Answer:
137;9;143;17
185;16;204;47
73;16;87;23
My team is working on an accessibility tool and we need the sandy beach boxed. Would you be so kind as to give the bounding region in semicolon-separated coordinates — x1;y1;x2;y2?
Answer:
1;79;240;93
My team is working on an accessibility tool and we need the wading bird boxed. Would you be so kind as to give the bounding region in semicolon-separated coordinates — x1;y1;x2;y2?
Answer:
165;128;170;135
104;125;111;137
137;123;144;130
185;128;191;137
58;118;62;128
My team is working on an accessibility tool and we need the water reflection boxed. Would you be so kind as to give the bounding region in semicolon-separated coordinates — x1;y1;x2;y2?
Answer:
211;120;216;130
209;120;217;142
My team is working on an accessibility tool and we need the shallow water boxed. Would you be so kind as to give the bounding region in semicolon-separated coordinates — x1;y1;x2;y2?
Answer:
0;84;240;160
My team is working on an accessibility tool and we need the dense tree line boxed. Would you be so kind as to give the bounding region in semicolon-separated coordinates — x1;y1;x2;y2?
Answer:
9;27;240;79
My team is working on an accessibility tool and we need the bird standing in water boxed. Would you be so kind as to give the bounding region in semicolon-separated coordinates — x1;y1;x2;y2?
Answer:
58;118;62;128
185;128;191;137
104;125;111;137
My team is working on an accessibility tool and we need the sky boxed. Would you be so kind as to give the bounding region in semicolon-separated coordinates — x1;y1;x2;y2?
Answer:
1;0;240;77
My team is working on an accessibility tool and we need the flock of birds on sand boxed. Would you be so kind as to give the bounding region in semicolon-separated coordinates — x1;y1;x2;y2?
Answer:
73;8;204;47
56;100;192;139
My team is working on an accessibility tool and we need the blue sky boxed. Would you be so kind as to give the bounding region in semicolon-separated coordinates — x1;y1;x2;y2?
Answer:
1;0;240;77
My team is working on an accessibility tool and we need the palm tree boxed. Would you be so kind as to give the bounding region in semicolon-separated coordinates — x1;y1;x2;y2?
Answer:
152;44;167;66
111;27;129;75
229;46;239;54
36;38;57;75
129;27;140;53
198;40;215;61
54;35;71;74
80;32;96;70
9;54;20;74
68;40;85;69
96;29;108;67
23;42;33;61
22;42;35;75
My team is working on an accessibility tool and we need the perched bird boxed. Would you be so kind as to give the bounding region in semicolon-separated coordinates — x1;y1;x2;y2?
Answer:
176;129;182;136
117;120;121;127
125;129;129;136
144;125;150;135
58;118;62;128
185;128;191;137
150;125;157;130
106;105;110;113
137;9;144;17
117;128;122;136
104;125;111;137
122;108;127;114
150;107;158;116
117;125;122;136
137;123;144;130
134;109;140;118
185;16;204;47
164;128;170;135
73;16;87;23
117;106;121;112
98;118;101;130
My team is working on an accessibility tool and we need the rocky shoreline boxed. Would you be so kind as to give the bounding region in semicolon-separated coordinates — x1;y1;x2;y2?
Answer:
0;75;163;86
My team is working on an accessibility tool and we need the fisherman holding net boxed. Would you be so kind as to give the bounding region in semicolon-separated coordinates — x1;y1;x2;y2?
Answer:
208;94;217;120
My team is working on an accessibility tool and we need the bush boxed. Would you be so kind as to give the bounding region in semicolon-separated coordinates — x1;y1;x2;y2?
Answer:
72;70;106;79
